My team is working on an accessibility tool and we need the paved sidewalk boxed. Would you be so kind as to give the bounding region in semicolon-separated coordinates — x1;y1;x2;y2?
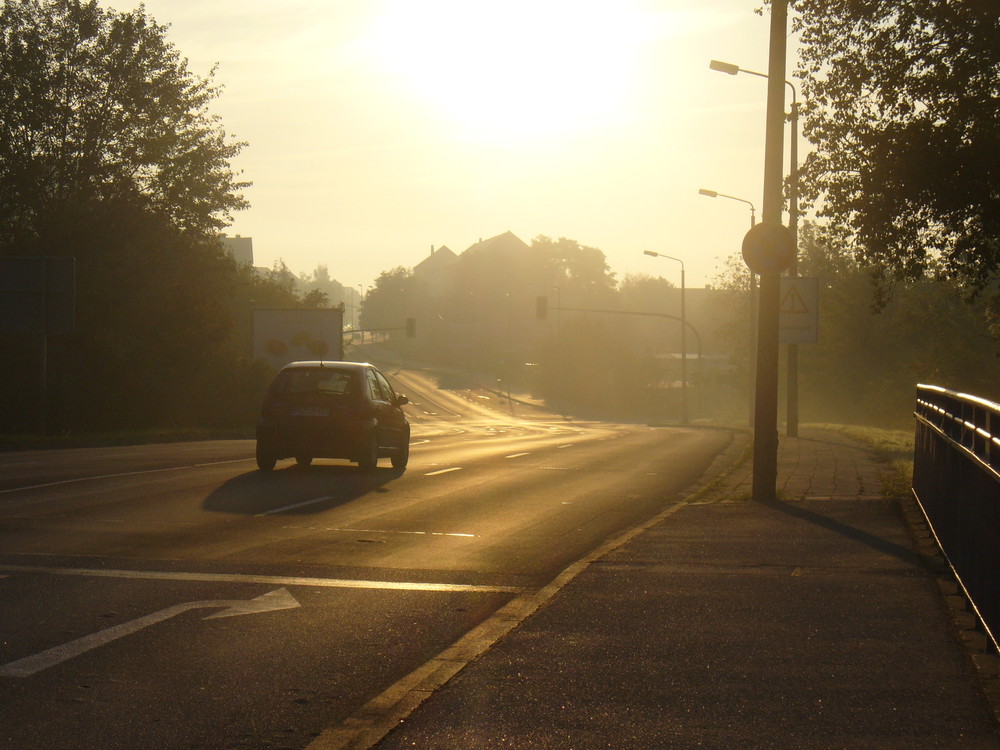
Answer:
343;428;1000;749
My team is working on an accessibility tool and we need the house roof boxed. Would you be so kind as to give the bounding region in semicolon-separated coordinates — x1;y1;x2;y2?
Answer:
413;245;458;276
461;231;529;257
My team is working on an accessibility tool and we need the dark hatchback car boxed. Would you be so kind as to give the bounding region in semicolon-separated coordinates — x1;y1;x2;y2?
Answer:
255;361;410;471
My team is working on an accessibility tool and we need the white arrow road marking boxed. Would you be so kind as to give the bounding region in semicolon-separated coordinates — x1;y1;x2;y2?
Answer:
202;587;300;620
0;588;300;678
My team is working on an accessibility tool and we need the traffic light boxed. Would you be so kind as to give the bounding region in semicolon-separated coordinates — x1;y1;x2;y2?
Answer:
536;296;548;320
406;317;416;337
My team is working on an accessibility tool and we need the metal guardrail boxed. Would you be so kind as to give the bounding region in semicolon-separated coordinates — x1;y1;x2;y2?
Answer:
913;384;1000;651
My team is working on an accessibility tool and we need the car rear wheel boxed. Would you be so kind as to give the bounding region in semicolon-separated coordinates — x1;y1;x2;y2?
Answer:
357;433;379;471
256;443;276;471
390;438;409;469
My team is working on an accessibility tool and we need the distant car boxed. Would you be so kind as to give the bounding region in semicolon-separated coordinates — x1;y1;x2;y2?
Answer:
255;361;410;471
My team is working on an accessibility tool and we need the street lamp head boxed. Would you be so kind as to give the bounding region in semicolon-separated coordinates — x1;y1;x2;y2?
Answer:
709;59;740;76
698;188;718;198
644;251;685;272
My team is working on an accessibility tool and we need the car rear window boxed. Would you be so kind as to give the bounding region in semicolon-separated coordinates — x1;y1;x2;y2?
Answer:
272;369;356;397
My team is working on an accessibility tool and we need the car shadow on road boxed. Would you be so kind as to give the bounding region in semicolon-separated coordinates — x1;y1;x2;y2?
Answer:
202;463;403;515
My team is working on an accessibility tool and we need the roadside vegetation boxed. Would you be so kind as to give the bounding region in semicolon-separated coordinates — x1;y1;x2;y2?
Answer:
0;1;323;436
0;1;996;440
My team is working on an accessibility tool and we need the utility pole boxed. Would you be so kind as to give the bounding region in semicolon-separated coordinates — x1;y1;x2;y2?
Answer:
750;0;790;503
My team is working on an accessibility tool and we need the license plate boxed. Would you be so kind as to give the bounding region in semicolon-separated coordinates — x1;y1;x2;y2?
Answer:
289;406;329;417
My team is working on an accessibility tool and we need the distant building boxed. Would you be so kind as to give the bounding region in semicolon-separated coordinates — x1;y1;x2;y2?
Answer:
412;244;459;296
413;232;531;295
460;231;530;257
221;235;254;265
413;244;457;275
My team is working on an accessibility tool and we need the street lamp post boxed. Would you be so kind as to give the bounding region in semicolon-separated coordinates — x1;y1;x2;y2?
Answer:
698;188;757;426
553;286;562;336
698;189;756;229
505;291;515;416
643;251;687;425
710;57;801;437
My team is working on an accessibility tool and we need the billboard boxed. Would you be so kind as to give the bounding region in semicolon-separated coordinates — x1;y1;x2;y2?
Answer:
252;308;344;370
0;256;75;335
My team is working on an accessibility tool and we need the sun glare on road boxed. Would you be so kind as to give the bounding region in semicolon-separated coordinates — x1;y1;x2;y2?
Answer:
365;0;661;142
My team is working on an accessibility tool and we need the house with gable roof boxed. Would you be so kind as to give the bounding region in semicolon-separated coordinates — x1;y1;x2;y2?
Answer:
412;244;458;297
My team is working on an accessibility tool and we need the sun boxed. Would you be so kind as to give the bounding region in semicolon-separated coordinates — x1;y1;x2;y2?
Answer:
364;0;658;142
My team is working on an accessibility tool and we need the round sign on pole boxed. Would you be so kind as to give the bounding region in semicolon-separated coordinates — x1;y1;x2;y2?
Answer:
742;222;795;274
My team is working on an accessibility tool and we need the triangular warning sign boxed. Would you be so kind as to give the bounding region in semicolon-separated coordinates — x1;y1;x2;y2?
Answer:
780;285;810;314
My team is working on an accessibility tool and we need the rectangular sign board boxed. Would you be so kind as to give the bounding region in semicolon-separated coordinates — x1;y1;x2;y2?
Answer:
252;308;344;371
0;256;76;335
779;276;819;344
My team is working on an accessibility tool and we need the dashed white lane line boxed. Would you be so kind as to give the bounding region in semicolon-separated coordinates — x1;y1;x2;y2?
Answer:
288;527;475;538
425;467;462;476
505;453;530;459
256;495;335;516
0;564;522;593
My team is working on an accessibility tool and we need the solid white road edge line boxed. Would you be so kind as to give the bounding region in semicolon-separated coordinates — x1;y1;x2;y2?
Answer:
0;564;522;594
0;458;253;494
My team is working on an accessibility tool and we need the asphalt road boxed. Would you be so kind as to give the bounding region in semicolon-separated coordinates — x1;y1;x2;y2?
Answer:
0;370;732;749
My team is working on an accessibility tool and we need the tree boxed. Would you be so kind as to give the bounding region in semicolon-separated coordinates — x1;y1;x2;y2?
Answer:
618;273;675;314
793;0;1000;297
711;221;1000;426
300;288;329;308
298;264;345;308
0;1;255;432
0;0;248;248
531;235;617;306
795;222;999;423
360;267;426;333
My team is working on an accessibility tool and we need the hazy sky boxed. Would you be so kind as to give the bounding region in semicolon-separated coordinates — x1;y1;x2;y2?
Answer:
104;0;791;290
